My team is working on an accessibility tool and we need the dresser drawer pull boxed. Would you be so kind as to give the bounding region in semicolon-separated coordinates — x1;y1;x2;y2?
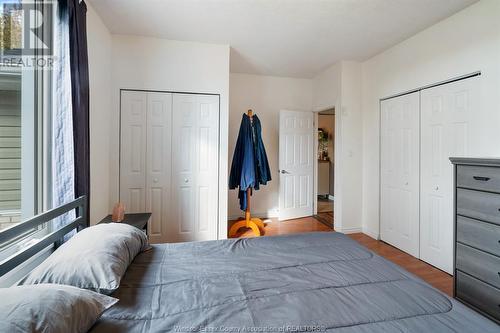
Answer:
473;176;491;181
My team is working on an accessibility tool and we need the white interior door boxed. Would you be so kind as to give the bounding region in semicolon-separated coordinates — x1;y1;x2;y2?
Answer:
145;92;172;243
420;77;479;274
279;110;314;221
380;92;420;257
171;94;219;242
120;91;147;213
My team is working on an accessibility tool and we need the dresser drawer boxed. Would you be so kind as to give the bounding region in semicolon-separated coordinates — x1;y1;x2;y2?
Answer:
456;243;500;289
456;271;500;321
457;165;500;193
457;188;500;226
457;216;500;257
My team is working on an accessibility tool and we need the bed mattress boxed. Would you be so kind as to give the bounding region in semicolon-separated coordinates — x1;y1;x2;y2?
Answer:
90;232;498;332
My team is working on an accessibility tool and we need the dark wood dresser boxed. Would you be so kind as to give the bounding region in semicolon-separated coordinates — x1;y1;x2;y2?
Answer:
451;157;500;323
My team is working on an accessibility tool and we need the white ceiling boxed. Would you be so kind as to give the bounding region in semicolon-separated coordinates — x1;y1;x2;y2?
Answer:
88;0;478;78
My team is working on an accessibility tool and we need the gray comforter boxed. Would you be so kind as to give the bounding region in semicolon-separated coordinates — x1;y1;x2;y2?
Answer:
90;232;498;332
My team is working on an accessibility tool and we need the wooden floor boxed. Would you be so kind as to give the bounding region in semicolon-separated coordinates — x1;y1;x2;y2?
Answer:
229;216;332;238
317;198;334;213
314;211;333;228
229;217;452;296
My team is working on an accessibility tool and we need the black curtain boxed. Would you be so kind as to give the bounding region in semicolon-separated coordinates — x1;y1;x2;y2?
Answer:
65;0;90;224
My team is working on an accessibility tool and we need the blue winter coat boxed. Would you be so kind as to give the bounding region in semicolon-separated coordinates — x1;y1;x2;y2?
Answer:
229;114;271;211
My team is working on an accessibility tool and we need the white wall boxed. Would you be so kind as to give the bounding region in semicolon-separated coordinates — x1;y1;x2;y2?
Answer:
228;73;312;219
87;4;112;225
312;63;341;112
109;35;230;238
361;0;500;238
311;61;363;233
338;61;363;233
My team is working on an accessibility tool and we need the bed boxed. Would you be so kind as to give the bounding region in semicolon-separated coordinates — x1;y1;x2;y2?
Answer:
91;232;498;332
0;198;498;332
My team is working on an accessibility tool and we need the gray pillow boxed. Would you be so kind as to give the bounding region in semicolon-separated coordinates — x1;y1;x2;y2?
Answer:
18;223;148;294
0;284;117;333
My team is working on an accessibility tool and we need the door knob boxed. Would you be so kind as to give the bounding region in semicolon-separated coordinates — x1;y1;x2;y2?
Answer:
153;178;159;183
405;182;409;186
435;186;439;191
184;178;189;183
280;170;290;174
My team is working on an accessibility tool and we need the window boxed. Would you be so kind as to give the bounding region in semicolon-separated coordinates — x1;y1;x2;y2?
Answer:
0;66;22;231
0;0;54;242
0;1;28;231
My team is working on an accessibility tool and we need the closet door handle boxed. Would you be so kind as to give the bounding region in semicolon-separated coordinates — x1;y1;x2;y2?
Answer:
280;170;290;174
473;176;491;181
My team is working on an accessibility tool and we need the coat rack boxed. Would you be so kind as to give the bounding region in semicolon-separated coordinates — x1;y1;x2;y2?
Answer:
228;109;265;237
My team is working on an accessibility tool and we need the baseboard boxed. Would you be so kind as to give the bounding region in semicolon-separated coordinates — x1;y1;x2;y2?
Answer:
362;228;380;240
228;212;278;221
338;227;362;234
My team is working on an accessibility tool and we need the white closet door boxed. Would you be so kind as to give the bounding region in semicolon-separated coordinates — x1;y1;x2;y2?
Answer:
145;93;172;243
380;92;420;257
171;94;219;242
120;91;147;213
420;77;479;274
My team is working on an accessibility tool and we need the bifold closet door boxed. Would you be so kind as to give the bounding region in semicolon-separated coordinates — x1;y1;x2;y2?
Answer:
171;94;219;242
380;92;420;258
120;91;148;213
120;91;172;243
145;93;172;243
121;91;220;243
420;77;479;274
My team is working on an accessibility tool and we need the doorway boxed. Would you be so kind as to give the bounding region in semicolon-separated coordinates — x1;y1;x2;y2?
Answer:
315;109;334;228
